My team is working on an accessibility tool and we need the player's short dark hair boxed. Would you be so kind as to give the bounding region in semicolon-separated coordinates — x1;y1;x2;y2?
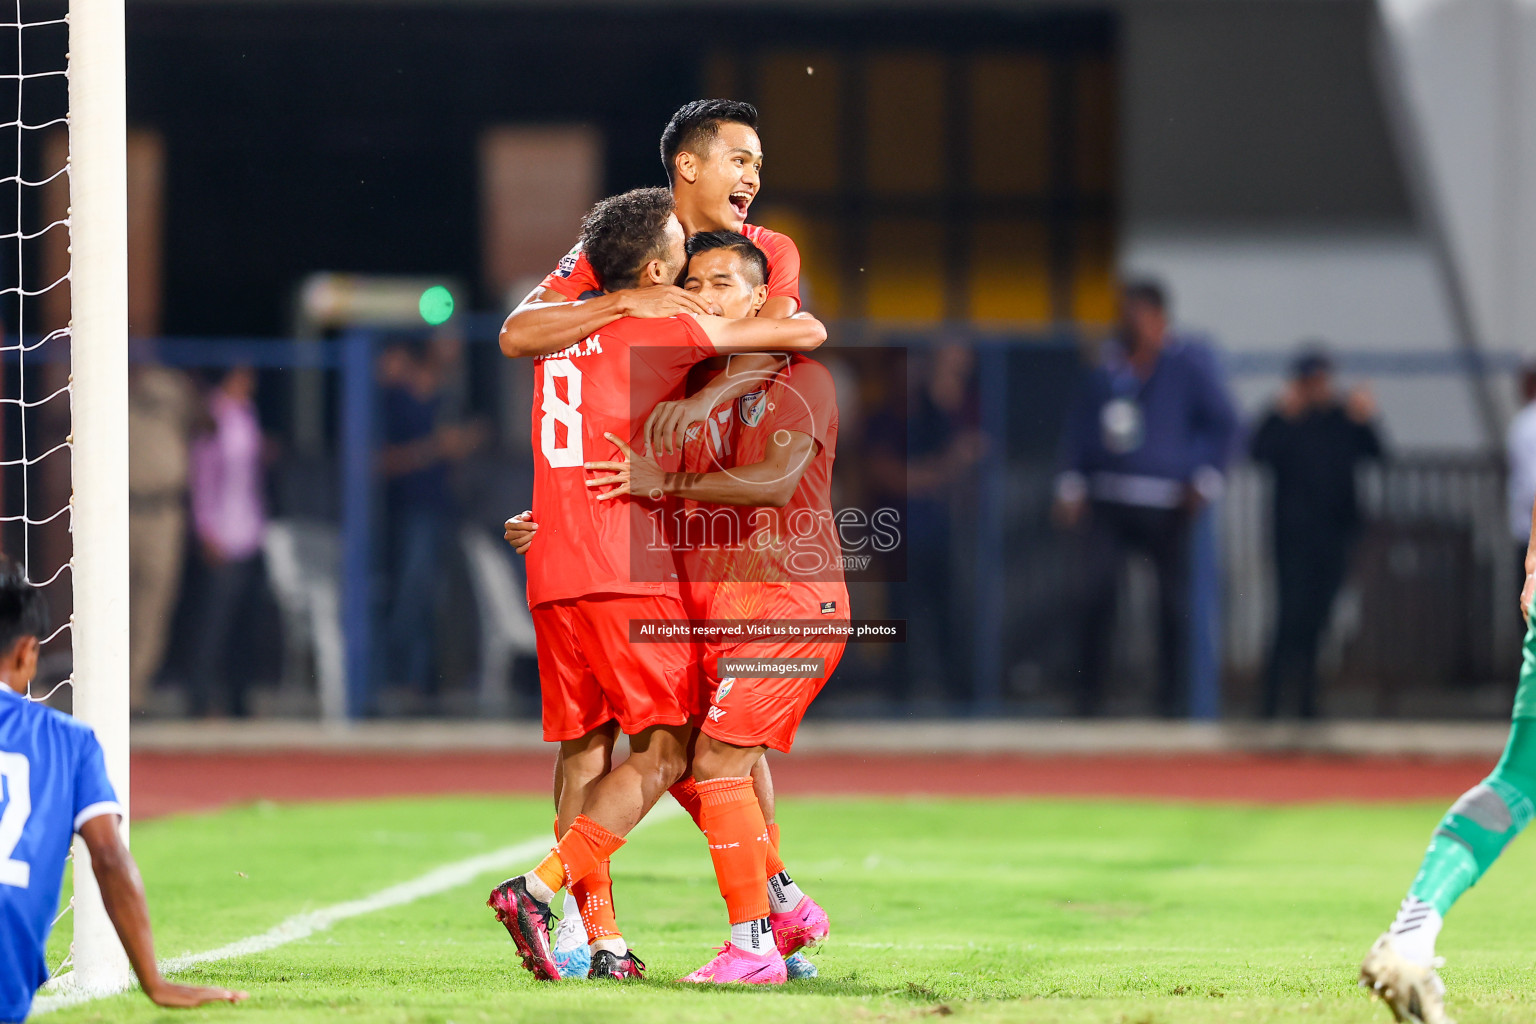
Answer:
579;187;676;292
0;563;49;656
1121;277;1169;313
660;99;760;184
1292;342;1334;380
685;230;769;288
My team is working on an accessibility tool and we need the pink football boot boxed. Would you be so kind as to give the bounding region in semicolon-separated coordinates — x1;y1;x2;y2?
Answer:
770;896;830;957
679;943;787;985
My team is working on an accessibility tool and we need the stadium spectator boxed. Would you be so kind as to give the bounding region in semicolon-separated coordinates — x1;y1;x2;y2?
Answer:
866;343;985;710
376;339;484;709
127;345;202;712
186;366;268;718
1054;279;1239;717
1250;347;1384;719
1507;361;1536;569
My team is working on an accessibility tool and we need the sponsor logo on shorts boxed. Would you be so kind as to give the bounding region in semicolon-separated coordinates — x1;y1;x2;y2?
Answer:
715;678;735;701
820;601;837;615
707;705;727;722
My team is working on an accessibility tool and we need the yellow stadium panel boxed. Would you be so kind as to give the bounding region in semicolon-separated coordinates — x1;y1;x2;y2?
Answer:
749;206;843;319
968;220;1052;325
864;218;945;322
865;53;946;196
969;55;1050;197
1075;58;1116;196
758;51;841;194
1071;219;1118;326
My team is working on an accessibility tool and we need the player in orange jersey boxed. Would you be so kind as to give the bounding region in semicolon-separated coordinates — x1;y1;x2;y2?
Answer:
499;99;800;363
496;98;806;976
485;189;826;983
583;231;847;984
511;232;844;983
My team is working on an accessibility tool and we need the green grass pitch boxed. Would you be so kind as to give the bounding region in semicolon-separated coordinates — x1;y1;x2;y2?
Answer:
36;793;1536;1023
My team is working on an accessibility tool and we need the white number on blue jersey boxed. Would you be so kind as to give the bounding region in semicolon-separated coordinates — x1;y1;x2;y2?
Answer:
0;751;31;888
539;358;584;468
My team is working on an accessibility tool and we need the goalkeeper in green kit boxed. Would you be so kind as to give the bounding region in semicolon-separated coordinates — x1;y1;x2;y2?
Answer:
1360;498;1536;1023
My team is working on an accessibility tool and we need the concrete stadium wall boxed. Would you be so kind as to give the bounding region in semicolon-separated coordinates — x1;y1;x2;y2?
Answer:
1115;0;1493;450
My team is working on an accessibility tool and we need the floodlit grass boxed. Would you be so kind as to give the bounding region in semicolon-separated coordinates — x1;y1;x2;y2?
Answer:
36;793;1536;1023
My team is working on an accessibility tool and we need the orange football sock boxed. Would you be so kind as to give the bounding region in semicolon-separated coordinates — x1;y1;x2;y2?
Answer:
531;850;567;895
670;775;705;830
573;859;620;941
535;814;626;895
765;822;786;877
697;776;771;924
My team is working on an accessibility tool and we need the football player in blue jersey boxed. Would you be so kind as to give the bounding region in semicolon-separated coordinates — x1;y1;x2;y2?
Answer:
0;568;245;1022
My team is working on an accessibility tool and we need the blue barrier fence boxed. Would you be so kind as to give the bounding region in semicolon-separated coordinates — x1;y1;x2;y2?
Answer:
93;325;1514;719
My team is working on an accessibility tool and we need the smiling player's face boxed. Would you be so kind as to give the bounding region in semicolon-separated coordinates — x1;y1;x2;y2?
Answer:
693;123;762;231
683;248;767;319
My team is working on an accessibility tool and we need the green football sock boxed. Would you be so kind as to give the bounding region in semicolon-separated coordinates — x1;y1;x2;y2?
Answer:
1407;719;1536;916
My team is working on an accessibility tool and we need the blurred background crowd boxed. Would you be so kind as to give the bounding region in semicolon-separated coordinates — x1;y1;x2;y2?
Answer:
8;0;1535;723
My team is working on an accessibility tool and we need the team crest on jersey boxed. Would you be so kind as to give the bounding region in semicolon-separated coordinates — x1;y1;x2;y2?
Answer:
716;678;735;701
554;243;582;279
820;601;837;615
738;389;768;428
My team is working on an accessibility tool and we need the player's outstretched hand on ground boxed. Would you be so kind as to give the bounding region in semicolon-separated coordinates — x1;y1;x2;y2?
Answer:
144;980;248;1009
618;285;713;320
504;511;536;555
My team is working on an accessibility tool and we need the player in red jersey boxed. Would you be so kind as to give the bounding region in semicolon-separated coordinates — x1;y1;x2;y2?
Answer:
583;232;847;984
499;99;800;363
487;188;826;983
495;99;808;975
506;233;842;982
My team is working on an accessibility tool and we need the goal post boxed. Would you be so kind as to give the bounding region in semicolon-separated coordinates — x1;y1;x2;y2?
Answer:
67;0;133;993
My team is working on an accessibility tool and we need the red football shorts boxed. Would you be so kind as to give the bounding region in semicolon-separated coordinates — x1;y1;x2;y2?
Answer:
696;582;848;752
700;637;844;753
532;592;699;741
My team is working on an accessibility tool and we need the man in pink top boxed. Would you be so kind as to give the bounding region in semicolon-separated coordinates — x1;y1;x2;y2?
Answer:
187;366;267;717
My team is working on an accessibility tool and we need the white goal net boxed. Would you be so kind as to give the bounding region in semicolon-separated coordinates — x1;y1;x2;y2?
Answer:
6;0;131;998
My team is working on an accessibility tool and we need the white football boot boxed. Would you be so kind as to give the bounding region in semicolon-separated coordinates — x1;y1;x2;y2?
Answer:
1359;933;1452;1024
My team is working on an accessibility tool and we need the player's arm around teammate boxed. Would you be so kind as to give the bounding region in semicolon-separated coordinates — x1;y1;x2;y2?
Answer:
498;284;711;359
499;99;796;360
587;429;812;508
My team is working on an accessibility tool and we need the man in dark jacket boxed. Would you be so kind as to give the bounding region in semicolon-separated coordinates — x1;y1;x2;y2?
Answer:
1055;280;1240;717
1250;347;1384;718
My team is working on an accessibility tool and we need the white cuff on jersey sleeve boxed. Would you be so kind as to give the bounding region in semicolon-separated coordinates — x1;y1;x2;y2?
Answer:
74;801;124;832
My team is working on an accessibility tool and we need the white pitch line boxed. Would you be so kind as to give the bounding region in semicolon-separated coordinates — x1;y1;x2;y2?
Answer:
32;803;682;1016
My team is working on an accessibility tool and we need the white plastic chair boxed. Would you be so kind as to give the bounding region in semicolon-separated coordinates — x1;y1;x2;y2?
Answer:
262;518;347;721
459;525;538;715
